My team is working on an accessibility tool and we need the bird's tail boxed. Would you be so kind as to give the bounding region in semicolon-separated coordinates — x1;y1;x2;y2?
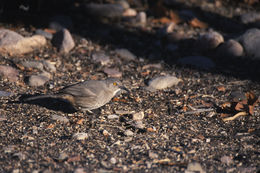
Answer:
23;94;59;102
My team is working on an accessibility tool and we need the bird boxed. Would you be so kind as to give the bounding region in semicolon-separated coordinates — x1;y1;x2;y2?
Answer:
23;78;128;112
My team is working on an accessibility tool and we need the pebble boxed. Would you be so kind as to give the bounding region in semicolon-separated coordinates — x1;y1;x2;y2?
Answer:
52;28;75;53
124;130;134;136
238;28;260;59
103;67;122;78
217;39;243;57
220;155;233;166
27;72;50;87
185;162;206;173
115;48;136;61
73;133;88;140
177;56;215;69
132;111;144;121
0;29;46;55
0;65;19;82
74;168;86;173
21;61;44;71
51;114;69;123
123;8;137;17
240;12;260;25
136;12;147;24
146;75;181;92
49;15;73;31
197;31;224;50
110;157;117;164
148;151;158;159
134;120;145;129
92;52;110;65
35;29;53;39
142;63;162;70
0;90;12;97
107;114;119;119
84;3;124;19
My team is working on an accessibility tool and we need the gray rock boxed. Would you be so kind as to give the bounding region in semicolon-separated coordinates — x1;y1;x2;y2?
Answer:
107;114;119;119
146;75;181;92
21;61;44;71
51;115;69;123
197;31;224;50
103;67;122;78
35;29;53;39
28;73;50;87
0;29;24;46
73;133;88;140
49;15;73;31
115;48;136;61
85;3;124;19
217;39;244;57
124;130;134;136
0;90;12;97
92;52;110;65
185;162;206;173
0;65;19;82
238;28;260;59
52;28;75;53
178;56;215;69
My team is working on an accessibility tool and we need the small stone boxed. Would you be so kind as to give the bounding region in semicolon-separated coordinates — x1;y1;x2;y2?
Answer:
73;132;88;140
110;157;117;164
134;120;145;129
124;130;134;136
107;114;119;119
27;73;50;87
115;110;135;115
123;8;137;17
51;114;69;123
58;152;69;161
142;63;162;70
35;29;53;39
146;75;181;92
0;90;12;97
52;28;75;53
177;56;215;69
217;39;243;57
103;67;122;78
49;15;73;31
221;155;233;166
197;31;224;50
136;12;146;24
133;111;144;121
21;61;44;71
148;151;158;159
92;52;110;65
115;48;136;61
185;162;206;173
12;169;19;173
74;168;86;173
0;65;19;82
238;28;260;59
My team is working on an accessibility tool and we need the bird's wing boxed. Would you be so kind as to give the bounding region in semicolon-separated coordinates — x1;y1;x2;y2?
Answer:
59;81;103;97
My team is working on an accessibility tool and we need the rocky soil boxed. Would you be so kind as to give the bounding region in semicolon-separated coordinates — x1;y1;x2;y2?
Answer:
0;0;260;172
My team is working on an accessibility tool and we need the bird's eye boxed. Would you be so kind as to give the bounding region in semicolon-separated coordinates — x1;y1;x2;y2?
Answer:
113;82;117;86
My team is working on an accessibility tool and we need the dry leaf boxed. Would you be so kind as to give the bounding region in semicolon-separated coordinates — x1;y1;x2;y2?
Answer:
76;118;84;125
235;102;245;111
47;124;55;129
189;18;208;29
217;86;226;92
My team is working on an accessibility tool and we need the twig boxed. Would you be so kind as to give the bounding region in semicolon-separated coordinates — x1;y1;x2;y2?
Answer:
184;108;215;115
223;111;247;122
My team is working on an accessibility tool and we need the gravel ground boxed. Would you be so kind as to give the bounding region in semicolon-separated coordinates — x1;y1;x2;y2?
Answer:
0;0;260;172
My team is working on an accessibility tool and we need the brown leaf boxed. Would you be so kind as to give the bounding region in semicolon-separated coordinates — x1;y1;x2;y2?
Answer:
220;113;230;118
235;102;245;111
44;28;56;34
76;119;84;125
245;91;258;105
47;124;55;129
147;127;156;132
169;10;181;24
189;18;208;29
248;105;255;115
217;86;226;92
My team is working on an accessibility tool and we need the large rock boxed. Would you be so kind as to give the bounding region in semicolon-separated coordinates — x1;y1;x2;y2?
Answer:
52;28;75;53
0;29;46;56
238;28;260;59
0;65;19;82
217;39;244;57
